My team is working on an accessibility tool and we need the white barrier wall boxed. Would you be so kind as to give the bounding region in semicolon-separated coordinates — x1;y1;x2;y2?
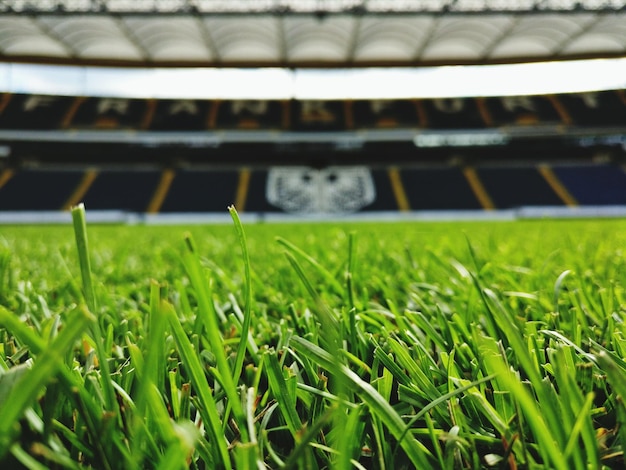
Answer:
2;206;626;225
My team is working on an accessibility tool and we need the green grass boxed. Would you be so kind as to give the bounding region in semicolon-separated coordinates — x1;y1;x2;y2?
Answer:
2;213;626;468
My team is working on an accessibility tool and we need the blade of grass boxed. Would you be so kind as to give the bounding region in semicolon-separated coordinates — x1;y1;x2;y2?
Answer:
264;349;303;439
282;250;340;351
482;347;567;470
396;374;496;448
229;206;260;378
70;204;97;313
131;280;169;468
276;237;344;296
281;405;335;469
180;233;249;443
0;306;92;455
164;299;232;470
563;392;596;462
290;335;435;469
71;203;116;413
333;404;364;470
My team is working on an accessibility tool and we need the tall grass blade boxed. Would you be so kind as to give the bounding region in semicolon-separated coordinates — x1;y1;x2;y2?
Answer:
229;206;259;379
70;203;116;413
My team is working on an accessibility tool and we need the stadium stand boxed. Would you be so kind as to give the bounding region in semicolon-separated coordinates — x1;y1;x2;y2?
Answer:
0;89;625;216
0;0;625;218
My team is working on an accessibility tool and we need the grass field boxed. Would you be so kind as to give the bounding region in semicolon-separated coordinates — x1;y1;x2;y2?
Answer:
1;209;626;469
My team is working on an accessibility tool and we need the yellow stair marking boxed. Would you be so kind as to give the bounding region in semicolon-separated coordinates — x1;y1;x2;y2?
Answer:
140;99;157;130
343;100;354;129
62;169;98;210
414;99;429;127
61;97;85;128
207;100;221;129
538;164;578;207
476;97;494;127
234;168;251;213
147;168;175;214
0;168;15;189
547;95;573;126
388;167;411;212
281;100;291;129
0;94;12;116
463;166;495;210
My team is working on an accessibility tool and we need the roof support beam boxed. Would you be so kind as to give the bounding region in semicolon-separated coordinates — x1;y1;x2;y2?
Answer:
193;16;222;62
550;15;606;57
410;16;440;62
345;16;363;63
111;16;151;61
29;17;78;59
277;16;288;63
479;16;521;61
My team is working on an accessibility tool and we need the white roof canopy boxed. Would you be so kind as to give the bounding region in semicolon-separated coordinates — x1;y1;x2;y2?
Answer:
1;0;625;67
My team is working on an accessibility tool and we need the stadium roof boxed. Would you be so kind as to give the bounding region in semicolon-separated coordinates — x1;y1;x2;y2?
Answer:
1;0;626;68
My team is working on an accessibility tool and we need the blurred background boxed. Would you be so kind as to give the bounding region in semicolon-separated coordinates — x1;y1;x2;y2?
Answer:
0;0;625;222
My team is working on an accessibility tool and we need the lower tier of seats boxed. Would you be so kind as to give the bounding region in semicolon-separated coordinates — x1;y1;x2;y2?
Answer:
0;163;624;214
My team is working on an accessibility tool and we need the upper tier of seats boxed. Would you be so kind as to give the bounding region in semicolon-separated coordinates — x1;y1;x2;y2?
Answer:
0;90;624;132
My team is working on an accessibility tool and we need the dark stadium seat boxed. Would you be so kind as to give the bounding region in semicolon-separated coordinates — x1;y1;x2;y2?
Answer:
292;100;347;131
351;100;421;129
212;100;285;130
80;170;161;212
400;167;482;210
0;169;82;210
477;166;564;208
159;169;240;212
150;99;212;130
484;95;562;127
70;97;150;129
364;169;399;211
0;94;75;130
245;169;285;213
558;91;626;127
421;98;487;129
553;164;626;205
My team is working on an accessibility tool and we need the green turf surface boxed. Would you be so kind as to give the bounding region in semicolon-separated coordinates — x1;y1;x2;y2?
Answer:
1;214;626;468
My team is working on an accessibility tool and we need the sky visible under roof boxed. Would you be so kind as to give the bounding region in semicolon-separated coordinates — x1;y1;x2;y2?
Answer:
1;58;625;100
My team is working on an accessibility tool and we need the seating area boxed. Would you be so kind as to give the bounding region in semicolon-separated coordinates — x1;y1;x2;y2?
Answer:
1;163;625;214
0;89;624;215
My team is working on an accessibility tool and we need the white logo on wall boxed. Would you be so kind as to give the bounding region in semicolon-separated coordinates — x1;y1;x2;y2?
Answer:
266;166;376;213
